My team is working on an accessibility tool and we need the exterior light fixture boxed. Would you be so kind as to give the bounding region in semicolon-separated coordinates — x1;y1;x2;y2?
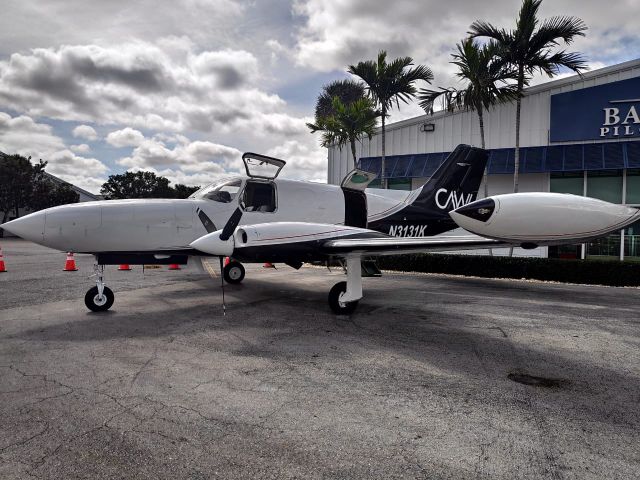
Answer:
420;123;435;132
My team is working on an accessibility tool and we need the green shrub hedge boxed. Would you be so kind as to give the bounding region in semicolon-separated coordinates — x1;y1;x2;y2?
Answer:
375;254;640;287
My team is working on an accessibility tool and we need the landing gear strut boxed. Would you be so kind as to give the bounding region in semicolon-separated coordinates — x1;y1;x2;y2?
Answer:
223;260;245;284
328;255;362;314
85;264;114;312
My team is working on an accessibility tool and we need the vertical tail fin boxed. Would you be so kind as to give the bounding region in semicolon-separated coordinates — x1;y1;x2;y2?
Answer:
409;144;488;214
368;144;489;236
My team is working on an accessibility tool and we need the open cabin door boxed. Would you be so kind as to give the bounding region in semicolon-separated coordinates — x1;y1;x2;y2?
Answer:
242;152;286;180
340;169;377;228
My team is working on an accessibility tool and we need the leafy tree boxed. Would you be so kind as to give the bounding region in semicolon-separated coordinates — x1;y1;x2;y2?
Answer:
349;51;433;188
418;38;518;196
173;184;200;198
469;0;587;192
0;153;80;236
0;154;46;224
100;171;175;199
307;97;380;170
30;176;80;212
314;79;366;120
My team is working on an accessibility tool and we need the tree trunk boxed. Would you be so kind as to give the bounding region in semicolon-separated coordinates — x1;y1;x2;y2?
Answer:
509;67;525;258
478;107;488;198
381;108;387;189
350;138;357;171
478;107;493;256
514;67;524;194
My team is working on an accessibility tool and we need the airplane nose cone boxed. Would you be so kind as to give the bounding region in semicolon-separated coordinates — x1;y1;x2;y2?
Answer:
450;198;496;224
1;211;45;242
190;230;235;256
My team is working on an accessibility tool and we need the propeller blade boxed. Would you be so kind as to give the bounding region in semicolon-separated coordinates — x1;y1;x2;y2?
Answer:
196;207;216;233
220;208;243;241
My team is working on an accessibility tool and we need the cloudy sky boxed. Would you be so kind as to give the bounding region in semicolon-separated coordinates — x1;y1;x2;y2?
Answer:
0;0;637;193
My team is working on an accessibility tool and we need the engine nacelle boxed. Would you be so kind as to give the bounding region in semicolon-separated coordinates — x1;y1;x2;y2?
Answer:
449;192;640;246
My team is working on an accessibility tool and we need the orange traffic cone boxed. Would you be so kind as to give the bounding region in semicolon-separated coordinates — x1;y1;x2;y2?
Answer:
263;262;275;268
168;263;181;270
118;264;132;271
0;246;6;273
63;252;78;271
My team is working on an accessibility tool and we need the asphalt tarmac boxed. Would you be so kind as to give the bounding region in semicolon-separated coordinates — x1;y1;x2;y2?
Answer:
0;238;639;479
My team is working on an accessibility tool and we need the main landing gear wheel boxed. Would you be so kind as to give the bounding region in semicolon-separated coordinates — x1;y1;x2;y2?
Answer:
224;261;245;284
85;286;114;312
328;281;359;315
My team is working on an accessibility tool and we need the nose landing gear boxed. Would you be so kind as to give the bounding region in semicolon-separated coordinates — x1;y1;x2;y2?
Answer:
223;260;245;284
85;264;114;312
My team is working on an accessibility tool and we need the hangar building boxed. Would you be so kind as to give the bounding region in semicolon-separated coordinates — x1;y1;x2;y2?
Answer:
327;58;640;261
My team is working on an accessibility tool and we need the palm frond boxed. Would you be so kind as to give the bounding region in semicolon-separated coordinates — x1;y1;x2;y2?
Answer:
534;16;587;48
417;87;461;114
468;20;510;44
349;50;433;112
527;50;588;77
314;80;366;121
308;96;379;152
515;0;542;41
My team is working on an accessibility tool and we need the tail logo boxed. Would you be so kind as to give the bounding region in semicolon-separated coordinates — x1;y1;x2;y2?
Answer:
435;188;473;210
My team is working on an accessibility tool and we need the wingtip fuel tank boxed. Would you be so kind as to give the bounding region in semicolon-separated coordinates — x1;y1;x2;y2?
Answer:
450;192;640;246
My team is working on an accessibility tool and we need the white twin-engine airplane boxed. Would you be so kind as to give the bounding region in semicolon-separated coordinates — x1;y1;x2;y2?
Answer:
3;144;639;314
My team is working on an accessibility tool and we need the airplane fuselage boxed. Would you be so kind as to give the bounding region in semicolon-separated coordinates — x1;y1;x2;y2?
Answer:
4;177;459;261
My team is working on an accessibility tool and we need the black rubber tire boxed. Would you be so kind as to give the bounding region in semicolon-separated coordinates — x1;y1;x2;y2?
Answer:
84;286;115;312
224;261;245;284
328;281;359;315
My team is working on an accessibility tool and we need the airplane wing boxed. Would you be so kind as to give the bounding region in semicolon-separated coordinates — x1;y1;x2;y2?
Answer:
322;235;509;256
190;221;510;260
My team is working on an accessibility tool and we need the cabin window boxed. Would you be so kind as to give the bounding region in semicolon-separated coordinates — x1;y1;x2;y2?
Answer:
195;179;241;203
242;181;276;212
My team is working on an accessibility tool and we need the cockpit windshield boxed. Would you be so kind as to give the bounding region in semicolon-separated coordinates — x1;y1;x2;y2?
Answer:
189;179;242;203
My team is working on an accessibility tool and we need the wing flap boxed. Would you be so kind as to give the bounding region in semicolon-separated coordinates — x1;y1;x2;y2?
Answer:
323;235;508;256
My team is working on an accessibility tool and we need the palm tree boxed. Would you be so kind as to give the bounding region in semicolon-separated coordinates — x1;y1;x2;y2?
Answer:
307;96;380;169
418;38;518;197
469;0;587;193
314;79;366;121
349;51;433;188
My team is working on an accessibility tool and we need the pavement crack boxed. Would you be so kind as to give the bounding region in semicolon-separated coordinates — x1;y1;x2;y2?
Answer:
130;347;159;385
0;421;50;453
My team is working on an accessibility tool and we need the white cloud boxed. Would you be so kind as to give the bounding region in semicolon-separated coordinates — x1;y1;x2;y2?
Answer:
0;112;65;156
47;149;108;177
267;138;327;183
0;112;108;192
0;0;245;55
190;49;259;88
292;1;639;81
0;42;294;138
106;127;145;147
72;124;98;141
116;134;243;177
70;143;91;153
